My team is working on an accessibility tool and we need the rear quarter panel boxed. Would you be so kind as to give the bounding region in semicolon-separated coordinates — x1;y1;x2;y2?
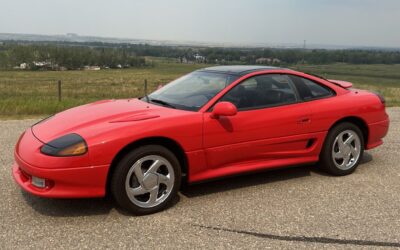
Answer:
309;89;388;145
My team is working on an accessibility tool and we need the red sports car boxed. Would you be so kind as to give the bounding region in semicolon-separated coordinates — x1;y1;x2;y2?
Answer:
13;66;389;214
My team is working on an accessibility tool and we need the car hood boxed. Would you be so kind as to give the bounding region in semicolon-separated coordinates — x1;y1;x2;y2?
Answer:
31;99;178;143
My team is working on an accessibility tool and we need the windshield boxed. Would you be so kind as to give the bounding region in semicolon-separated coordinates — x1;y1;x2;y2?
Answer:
146;71;238;111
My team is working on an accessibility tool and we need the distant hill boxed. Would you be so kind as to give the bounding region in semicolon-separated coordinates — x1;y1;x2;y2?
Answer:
1;32;399;51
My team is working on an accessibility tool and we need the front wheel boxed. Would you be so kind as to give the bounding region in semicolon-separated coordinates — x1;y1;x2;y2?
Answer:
320;122;364;176
111;145;181;215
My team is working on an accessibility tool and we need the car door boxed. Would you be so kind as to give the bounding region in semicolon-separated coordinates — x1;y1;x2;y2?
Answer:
203;73;315;170
287;74;337;133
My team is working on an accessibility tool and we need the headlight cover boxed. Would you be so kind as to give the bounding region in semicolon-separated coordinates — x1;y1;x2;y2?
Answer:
40;133;88;157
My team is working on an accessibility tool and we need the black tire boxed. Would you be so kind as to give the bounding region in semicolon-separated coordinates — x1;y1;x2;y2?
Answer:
319;122;364;176
111;145;181;215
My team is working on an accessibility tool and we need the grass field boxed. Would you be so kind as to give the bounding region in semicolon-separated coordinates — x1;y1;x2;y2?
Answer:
0;62;399;118
0;62;207;118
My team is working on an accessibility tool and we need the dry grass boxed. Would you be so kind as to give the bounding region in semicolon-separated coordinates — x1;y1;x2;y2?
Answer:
0;62;207;117
0;62;399;118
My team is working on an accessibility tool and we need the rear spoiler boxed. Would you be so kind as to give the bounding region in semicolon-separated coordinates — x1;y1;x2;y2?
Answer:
328;79;353;89
304;72;353;89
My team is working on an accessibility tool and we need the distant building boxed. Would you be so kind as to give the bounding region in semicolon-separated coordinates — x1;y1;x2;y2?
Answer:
272;58;281;64
194;54;206;63
32;61;54;69
255;57;281;65
20;63;28;69
180;57;188;64
33;61;49;67
83;66;101;71
255;58;272;64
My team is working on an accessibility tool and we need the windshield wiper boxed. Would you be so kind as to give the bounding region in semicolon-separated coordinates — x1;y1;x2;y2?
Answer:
149;98;176;109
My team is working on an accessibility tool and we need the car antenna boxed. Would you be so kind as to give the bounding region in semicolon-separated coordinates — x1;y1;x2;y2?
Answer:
144;79;150;102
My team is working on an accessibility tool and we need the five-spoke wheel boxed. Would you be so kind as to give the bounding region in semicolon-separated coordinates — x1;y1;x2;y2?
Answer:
125;155;175;208
320;122;364;175
332;130;362;170
111;145;181;215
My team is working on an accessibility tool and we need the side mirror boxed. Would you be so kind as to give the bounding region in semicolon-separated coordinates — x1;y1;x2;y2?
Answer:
211;102;237;119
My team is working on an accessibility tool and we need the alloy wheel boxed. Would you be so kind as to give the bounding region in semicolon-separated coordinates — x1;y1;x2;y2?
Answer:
331;130;361;170
125;155;175;208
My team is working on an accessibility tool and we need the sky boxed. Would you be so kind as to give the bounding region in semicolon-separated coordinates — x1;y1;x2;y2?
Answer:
0;0;399;47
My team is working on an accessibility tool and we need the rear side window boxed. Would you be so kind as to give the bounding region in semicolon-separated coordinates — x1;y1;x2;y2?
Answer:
289;75;334;101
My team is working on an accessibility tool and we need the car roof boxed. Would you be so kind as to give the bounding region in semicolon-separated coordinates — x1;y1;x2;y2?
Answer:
198;65;284;76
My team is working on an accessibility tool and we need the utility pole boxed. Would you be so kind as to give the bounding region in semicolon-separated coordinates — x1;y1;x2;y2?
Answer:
302;40;307;64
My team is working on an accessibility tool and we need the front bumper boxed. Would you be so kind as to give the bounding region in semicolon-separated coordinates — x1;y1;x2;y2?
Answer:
12;129;109;198
13;153;109;198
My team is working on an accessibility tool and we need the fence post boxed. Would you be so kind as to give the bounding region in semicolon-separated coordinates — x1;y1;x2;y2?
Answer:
58;80;62;102
145;79;148;93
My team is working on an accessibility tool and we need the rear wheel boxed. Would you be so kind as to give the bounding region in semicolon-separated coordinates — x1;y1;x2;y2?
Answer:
111;145;181;215
320;122;364;175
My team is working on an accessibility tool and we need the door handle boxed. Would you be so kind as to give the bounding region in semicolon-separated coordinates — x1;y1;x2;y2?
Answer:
297;117;311;124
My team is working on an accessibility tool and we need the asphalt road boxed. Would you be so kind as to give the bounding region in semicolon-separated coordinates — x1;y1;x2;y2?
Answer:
1;108;399;249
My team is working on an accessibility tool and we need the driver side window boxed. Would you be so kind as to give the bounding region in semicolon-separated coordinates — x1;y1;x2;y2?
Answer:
219;74;298;110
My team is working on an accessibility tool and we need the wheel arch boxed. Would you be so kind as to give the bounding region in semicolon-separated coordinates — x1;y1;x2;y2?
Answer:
328;116;369;148
105;136;188;196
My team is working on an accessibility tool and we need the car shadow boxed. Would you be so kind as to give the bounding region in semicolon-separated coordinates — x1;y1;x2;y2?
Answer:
21;191;113;217
21;188;181;218
181;152;373;198
360;151;373;164
181;164;314;198
21;152;373;216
